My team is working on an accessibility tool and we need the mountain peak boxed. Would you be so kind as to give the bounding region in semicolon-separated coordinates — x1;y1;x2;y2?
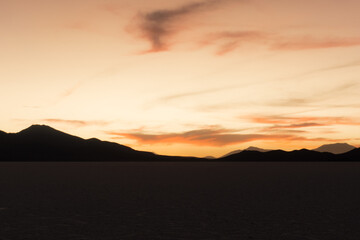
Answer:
244;146;270;152
16;124;83;144
313;143;356;154
221;146;270;158
20;124;57;132
0;125;163;161
18;124;66;136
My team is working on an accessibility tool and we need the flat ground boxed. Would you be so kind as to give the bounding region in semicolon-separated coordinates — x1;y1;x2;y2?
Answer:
0;162;359;239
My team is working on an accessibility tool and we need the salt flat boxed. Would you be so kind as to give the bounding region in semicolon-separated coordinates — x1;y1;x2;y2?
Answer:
0;162;359;240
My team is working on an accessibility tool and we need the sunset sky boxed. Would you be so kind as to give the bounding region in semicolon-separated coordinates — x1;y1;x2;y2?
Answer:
1;0;360;157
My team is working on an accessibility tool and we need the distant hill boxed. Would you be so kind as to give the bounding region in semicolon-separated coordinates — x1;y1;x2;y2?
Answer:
221;146;271;158
219;148;360;161
340;148;360;159
0;125;199;162
0;125;359;161
313;143;356;154
245;146;270;152
220;149;332;161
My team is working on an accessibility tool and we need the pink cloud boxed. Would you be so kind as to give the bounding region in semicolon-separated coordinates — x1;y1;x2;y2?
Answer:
107;126;341;147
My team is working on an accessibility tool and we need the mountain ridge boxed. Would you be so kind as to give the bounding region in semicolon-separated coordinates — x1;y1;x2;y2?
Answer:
313;143;356;154
0;125;199;161
0;125;359;161
222;143;356;158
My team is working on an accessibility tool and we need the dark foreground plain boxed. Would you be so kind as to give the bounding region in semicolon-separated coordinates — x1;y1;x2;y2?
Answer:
0;162;359;240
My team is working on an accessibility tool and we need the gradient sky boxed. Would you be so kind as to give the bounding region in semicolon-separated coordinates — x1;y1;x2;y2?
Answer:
1;0;360;157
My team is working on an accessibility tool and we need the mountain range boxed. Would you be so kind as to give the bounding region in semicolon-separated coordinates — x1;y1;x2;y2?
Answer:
0;125;359;161
221;146;271;158
221;143;356;157
0;125;199;161
312;143;356;154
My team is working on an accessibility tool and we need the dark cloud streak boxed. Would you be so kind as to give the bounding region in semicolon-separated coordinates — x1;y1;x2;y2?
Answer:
133;0;224;52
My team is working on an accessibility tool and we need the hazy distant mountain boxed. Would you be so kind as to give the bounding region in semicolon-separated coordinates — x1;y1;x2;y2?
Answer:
0;125;359;161
220;149;331;161
313;143;356;154
245;146;271;152
221;146;271;158
219;148;360;161
0;125;199;161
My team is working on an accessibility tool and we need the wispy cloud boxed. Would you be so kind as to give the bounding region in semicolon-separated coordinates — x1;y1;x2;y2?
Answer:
272;37;360;51
269;81;358;108
202;31;360;54
107;126;338;147
275;66;360;87
129;0;360;55
201;31;269;55
131;0;230;53
242;115;360;141
159;85;236;102
267;122;325;129
248;115;360;129
41;119;109;127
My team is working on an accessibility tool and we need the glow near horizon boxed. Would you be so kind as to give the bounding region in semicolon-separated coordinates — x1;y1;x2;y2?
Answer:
1;0;360;157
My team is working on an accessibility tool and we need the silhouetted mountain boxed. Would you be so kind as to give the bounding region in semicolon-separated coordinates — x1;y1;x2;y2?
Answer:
313;143;356;154
0;125;359;161
221;146;271;158
219;148;359;161
245;146;271;152
339;148;360;160
0;130;6;138
0;125;199;161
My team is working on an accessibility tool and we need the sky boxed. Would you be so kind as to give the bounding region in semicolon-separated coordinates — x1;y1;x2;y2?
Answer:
1;0;360;157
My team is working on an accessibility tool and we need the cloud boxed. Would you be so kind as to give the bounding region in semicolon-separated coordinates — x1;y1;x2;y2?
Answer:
201;31;360;54
271;63;360;87
60;82;83;98
41;119;109;127
131;0;227;53
246;115;358;141
201;31;269;55
247;115;360;129
269;81;358;108
159;85;236;102
268;122;325;129
107;126;337;147
272;37;360;51
129;0;360;54
291;60;360;77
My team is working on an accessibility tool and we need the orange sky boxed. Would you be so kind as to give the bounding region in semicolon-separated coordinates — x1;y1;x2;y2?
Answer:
1;0;360;157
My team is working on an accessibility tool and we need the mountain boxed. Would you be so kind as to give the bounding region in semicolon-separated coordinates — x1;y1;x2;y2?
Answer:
221;146;271;158
313;143;356;154
220;149;335;161
219;148;360;161
0;125;199;161
0;125;359;161
245;146;271;152
339;148;360;160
